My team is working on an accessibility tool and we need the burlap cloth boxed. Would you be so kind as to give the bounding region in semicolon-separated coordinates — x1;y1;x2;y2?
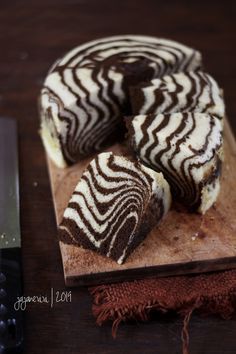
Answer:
90;269;236;354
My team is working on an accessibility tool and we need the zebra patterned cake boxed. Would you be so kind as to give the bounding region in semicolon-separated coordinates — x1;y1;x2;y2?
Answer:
130;71;225;119
40;35;202;168
58;152;171;264
126;112;223;214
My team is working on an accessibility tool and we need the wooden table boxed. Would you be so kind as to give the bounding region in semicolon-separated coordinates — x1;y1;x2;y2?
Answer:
1;1;236;353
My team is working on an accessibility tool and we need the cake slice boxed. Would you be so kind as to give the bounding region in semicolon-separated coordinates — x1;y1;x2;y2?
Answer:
59;152;171;264
130;71;225;120
126;112;223;214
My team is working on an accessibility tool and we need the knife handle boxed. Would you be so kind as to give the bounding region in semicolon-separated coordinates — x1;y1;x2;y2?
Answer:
0;247;24;353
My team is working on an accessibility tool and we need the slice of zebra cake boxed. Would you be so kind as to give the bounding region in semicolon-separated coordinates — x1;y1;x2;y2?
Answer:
126;112;223;214
58;152;171;264
129;71;225;120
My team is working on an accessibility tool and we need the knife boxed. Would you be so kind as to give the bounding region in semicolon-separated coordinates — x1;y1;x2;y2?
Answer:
0;117;23;353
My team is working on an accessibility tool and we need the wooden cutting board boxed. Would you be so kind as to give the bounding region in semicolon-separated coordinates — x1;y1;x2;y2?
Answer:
47;119;236;287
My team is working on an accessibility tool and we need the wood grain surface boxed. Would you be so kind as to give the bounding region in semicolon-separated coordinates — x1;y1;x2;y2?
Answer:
0;1;236;353
48;120;236;286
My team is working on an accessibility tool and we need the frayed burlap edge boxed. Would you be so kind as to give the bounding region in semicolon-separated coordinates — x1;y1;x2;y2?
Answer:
90;270;236;354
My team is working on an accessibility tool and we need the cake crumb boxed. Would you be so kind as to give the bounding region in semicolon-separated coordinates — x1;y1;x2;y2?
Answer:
191;232;198;241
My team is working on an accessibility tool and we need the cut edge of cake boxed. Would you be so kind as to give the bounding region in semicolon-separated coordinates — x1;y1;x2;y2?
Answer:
125;112;223;214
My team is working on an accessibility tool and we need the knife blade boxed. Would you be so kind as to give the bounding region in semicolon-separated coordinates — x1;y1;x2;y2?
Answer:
0;117;23;353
